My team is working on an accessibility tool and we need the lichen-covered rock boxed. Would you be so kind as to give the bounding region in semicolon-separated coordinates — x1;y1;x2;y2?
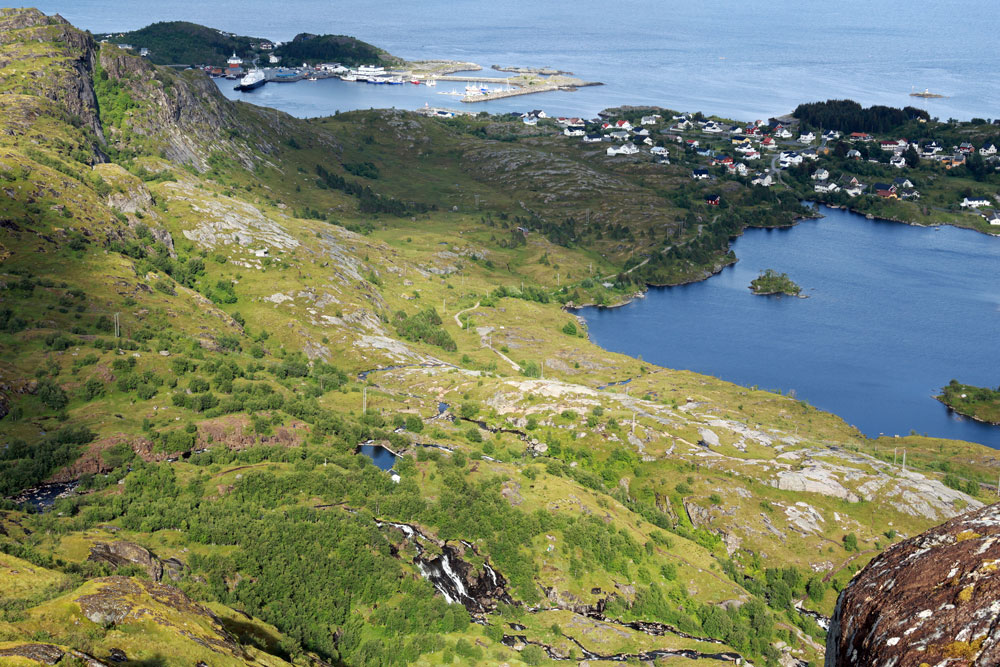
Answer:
826;502;1000;666
87;540;164;582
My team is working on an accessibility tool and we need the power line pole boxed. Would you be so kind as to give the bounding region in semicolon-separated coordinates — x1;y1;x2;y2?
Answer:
114;312;120;338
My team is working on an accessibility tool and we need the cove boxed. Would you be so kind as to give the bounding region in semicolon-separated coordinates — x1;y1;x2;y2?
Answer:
357;443;398;471
581;206;1000;448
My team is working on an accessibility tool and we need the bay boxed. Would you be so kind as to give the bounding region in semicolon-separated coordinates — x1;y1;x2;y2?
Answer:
34;0;1000;121
581;206;1000;447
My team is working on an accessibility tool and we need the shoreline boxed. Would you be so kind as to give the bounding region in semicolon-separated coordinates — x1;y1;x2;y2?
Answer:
935;396;1000;427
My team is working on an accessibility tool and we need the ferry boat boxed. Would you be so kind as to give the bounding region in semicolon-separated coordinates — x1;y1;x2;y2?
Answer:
234;68;265;92
340;73;358;82
354;65;387;78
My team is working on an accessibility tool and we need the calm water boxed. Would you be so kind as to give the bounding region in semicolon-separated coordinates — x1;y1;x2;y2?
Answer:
582;207;1000;446
36;0;999;121
358;444;397;471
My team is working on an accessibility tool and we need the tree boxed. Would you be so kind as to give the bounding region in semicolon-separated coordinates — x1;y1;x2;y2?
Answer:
843;533;859;551
903;145;920;169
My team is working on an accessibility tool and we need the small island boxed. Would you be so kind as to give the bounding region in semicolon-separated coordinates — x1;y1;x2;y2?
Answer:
937;380;1000;425
750;269;803;296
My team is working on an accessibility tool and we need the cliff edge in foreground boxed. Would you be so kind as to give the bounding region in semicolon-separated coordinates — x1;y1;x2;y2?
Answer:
827;501;1000;666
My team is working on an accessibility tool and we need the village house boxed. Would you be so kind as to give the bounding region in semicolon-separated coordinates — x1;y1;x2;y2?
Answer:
564;126;586;137
814;181;840;194
800;148;819;160
633;127;650;137
751;172;774;187
703;121;724;134
846;149;862;160
607;143;639;156
712;155;734;166
727;162;748;176
775;126;793;139
960;197;992;208
822;130;841;141
640;115;661;125
685;138;700;148
692;168;710;180
760;136;777;150
957;142;975;154
812;168;830;181
983;209;1000;225
889;155;907;169
893;177;914;189
872;182;897;198
849;132;873;142
582;133;603;143
778;151;802;167
798;131;816;144
650;146;669;156
614;119;632;131
609;130;630;141
980;144;998;156
705;195;721;206
899;188;921;200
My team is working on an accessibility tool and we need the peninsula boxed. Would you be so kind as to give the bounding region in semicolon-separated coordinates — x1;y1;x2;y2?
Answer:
937;380;1000;424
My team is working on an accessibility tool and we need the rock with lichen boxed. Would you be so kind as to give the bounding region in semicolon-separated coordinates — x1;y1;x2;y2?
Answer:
826;502;1000;666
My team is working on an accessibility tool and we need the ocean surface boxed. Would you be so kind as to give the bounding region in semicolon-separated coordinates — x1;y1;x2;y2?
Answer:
581;206;1000;447
34;0;1000;122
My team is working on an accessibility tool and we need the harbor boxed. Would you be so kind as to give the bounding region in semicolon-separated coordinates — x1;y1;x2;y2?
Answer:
223;53;601;105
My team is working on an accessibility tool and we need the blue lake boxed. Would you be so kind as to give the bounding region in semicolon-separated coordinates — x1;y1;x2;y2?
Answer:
581;207;1000;447
36;0;1000;121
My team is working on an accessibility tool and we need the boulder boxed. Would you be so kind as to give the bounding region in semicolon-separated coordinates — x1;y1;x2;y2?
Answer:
87;541;173;582
826;502;1000;666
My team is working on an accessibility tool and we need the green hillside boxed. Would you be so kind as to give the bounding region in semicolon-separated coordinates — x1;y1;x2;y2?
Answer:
94;21;393;68
95;21;271;65
0;8;998;667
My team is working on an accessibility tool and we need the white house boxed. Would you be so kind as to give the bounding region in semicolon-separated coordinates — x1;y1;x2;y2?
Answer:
775;127;793;139
613;119;632;131
980;144;998;156
633;127;650;137
563;126;585;137
984;210;1000;225
961;197;992;209
692;168;710;180
609;130;630;140
650;146;669;156
607;143;639;156
846;149;862;159
751;172;774;187
582;134;603;143
727;162;748;176
798;132;816;144
522;116;538;126
889;155;907;169
779;151;802;167
640;115;660;125
811;168;830;181
814;181;840;194
703;122;724;134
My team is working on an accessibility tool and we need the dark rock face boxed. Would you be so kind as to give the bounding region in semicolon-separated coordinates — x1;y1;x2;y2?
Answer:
87;540;184;582
827;502;1000;666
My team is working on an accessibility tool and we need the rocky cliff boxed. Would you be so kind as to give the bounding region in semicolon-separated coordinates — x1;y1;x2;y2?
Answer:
826;501;1000;666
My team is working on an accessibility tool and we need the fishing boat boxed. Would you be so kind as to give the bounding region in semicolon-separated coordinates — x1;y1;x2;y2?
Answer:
234;68;266;92
425;78;437;87
340;73;358;82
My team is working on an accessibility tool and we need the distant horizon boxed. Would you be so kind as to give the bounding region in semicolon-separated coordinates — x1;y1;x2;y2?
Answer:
29;0;999;122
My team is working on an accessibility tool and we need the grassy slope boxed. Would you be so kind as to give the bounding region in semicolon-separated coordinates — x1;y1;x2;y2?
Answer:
0;9;998;666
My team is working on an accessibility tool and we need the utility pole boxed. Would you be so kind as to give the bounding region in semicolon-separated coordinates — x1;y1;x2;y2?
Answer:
893;447;897;465
114;312;120;338
902;448;906;472
363;387;367;414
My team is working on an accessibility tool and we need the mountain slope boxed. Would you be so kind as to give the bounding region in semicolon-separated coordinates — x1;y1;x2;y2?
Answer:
0;9;997;667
